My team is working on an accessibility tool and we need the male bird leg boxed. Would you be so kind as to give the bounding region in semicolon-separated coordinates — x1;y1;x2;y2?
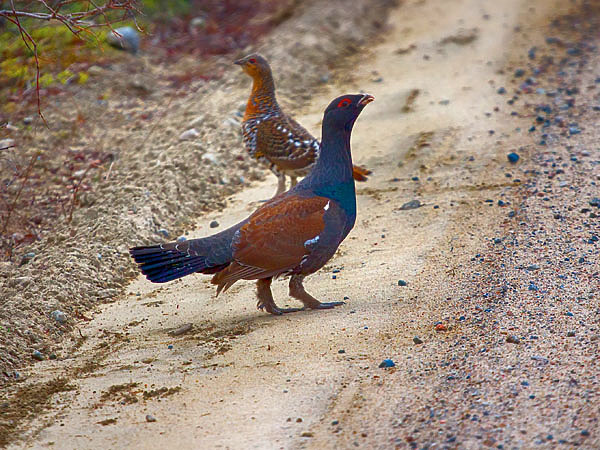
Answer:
288;275;345;310
290;176;298;188
256;277;303;315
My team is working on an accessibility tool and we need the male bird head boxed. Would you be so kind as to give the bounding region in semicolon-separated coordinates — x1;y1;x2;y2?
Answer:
234;53;272;81
323;93;374;132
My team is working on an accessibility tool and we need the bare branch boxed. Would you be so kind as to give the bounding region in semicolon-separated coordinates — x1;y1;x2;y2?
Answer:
0;0;139;121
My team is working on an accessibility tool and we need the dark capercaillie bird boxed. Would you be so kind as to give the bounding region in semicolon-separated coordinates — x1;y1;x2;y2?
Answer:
130;93;373;315
235;53;372;197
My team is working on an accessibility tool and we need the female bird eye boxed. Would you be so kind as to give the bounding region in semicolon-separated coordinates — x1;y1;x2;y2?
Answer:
337;98;351;108
248;58;257;64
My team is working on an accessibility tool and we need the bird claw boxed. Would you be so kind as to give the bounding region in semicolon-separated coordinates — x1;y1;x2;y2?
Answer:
276;306;306;314
257;303;304;315
310;301;345;310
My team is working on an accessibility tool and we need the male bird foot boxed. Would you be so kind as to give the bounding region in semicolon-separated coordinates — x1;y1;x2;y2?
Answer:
288;275;346;311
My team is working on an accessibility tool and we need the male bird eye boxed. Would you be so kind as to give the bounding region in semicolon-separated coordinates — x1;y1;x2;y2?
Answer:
248;58;257;64
337;98;351;108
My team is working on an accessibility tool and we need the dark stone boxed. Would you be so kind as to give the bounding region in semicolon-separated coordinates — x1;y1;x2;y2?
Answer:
107;27;140;53
399;199;422;210
378;359;395;368
507;152;520;163
506;335;520;344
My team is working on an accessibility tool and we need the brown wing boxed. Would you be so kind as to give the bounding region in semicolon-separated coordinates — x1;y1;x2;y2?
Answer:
210;195;330;292
255;115;318;171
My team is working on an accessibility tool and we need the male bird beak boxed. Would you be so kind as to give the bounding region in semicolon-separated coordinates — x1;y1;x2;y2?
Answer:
234;58;244;66
359;94;375;106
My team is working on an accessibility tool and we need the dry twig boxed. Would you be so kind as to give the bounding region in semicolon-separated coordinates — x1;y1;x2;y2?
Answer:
0;0;140;121
0;151;39;235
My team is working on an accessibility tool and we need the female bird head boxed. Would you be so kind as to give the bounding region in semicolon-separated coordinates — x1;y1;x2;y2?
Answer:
323;93;374;131
234;53;272;80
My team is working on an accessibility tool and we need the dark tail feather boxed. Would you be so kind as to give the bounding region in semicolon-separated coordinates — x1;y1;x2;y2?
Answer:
129;245;213;283
130;222;244;283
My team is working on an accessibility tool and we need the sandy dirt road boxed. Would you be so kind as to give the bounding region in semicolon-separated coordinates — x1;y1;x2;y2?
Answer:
13;0;599;448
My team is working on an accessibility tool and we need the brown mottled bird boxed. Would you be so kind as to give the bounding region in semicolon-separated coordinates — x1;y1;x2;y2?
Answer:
235;53;371;197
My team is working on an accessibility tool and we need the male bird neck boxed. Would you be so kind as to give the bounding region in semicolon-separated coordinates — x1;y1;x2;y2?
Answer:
312;120;354;183
301;119;356;215
244;72;278;120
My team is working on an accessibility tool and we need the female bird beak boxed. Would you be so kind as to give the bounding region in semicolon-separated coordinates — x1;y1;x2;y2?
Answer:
359;94;375;106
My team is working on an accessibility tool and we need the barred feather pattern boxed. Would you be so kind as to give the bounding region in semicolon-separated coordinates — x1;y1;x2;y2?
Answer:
242;111;320;178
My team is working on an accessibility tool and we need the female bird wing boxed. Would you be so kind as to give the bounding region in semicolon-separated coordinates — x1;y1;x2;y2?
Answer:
255;116;319;171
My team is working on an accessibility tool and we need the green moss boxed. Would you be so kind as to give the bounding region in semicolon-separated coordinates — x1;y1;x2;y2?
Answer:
39;73;54;87
0;20;117;89
56;69;74;84
0;58;30;80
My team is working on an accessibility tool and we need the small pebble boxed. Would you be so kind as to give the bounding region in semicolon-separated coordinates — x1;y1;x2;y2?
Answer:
399;199;422;210
338;349;345;354
20;252;36;266
209;220;219;228
0;139;15;149
145;414;157;423
506;335;520;344
51;310;67;324
567;330;576;337
378;359;395;368
397;279;408;287
32;350;45;361
176;236;187;243
106;26;140;53
179;128;200;141
507;152;520;163
157;229;169;238
169;323;193;336
413;336;423;344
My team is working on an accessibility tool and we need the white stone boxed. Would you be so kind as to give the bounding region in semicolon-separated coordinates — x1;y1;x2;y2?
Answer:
179;128;200;141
